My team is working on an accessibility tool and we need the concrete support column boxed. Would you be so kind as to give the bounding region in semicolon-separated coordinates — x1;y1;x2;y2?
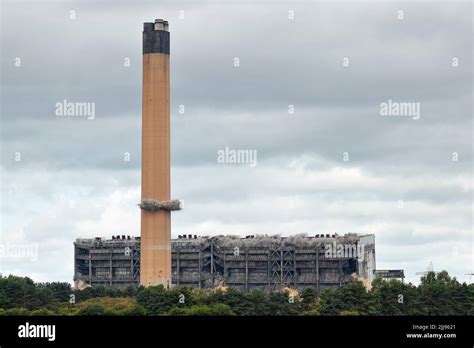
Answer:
176;251;180;286
316;250;319;295
245;252;248;292
88;253;92;285
198;250;202;289
109;251;113;286
223;252;227;285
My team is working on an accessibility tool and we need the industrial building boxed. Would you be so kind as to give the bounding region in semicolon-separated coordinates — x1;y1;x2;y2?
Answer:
74;20;384;294
74;233;376;292
374;269;405;282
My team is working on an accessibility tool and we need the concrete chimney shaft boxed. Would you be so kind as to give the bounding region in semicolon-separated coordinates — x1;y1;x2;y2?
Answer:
140;19;171;287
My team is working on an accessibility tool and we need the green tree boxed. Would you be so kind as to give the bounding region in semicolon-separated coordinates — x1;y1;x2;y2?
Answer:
320;282;374;315
243;289;271;315
417;271;470;315
371;277;419;315
42;282;72;302
167;303;235;316
266;290;302;316
300;288;318;311
136;285;175;315
0;275;43;310
79;304;106;315
203;288;243;315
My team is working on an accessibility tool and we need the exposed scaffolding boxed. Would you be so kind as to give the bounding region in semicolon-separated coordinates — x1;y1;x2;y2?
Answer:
74;233;376;292
74;236;140;290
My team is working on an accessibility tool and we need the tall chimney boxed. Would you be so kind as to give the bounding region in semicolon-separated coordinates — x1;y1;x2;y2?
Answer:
140;19;171;287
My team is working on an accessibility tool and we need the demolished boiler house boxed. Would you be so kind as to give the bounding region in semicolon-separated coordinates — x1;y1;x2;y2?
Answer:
73;233;376;292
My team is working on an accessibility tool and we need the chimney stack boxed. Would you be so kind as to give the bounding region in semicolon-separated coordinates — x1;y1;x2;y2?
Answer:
140;19;171;287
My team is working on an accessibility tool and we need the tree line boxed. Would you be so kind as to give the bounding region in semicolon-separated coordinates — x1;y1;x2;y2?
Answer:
0;271;472;316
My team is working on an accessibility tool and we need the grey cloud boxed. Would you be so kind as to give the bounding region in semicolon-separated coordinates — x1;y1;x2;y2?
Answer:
0;0;472;285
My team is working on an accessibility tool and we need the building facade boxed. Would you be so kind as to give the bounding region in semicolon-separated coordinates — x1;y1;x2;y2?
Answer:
74;234;376;292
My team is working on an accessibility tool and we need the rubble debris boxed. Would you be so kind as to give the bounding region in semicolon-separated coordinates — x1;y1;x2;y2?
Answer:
139;199;182;211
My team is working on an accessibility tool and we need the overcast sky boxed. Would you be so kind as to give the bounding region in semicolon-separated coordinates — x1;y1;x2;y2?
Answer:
0;0;472;285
